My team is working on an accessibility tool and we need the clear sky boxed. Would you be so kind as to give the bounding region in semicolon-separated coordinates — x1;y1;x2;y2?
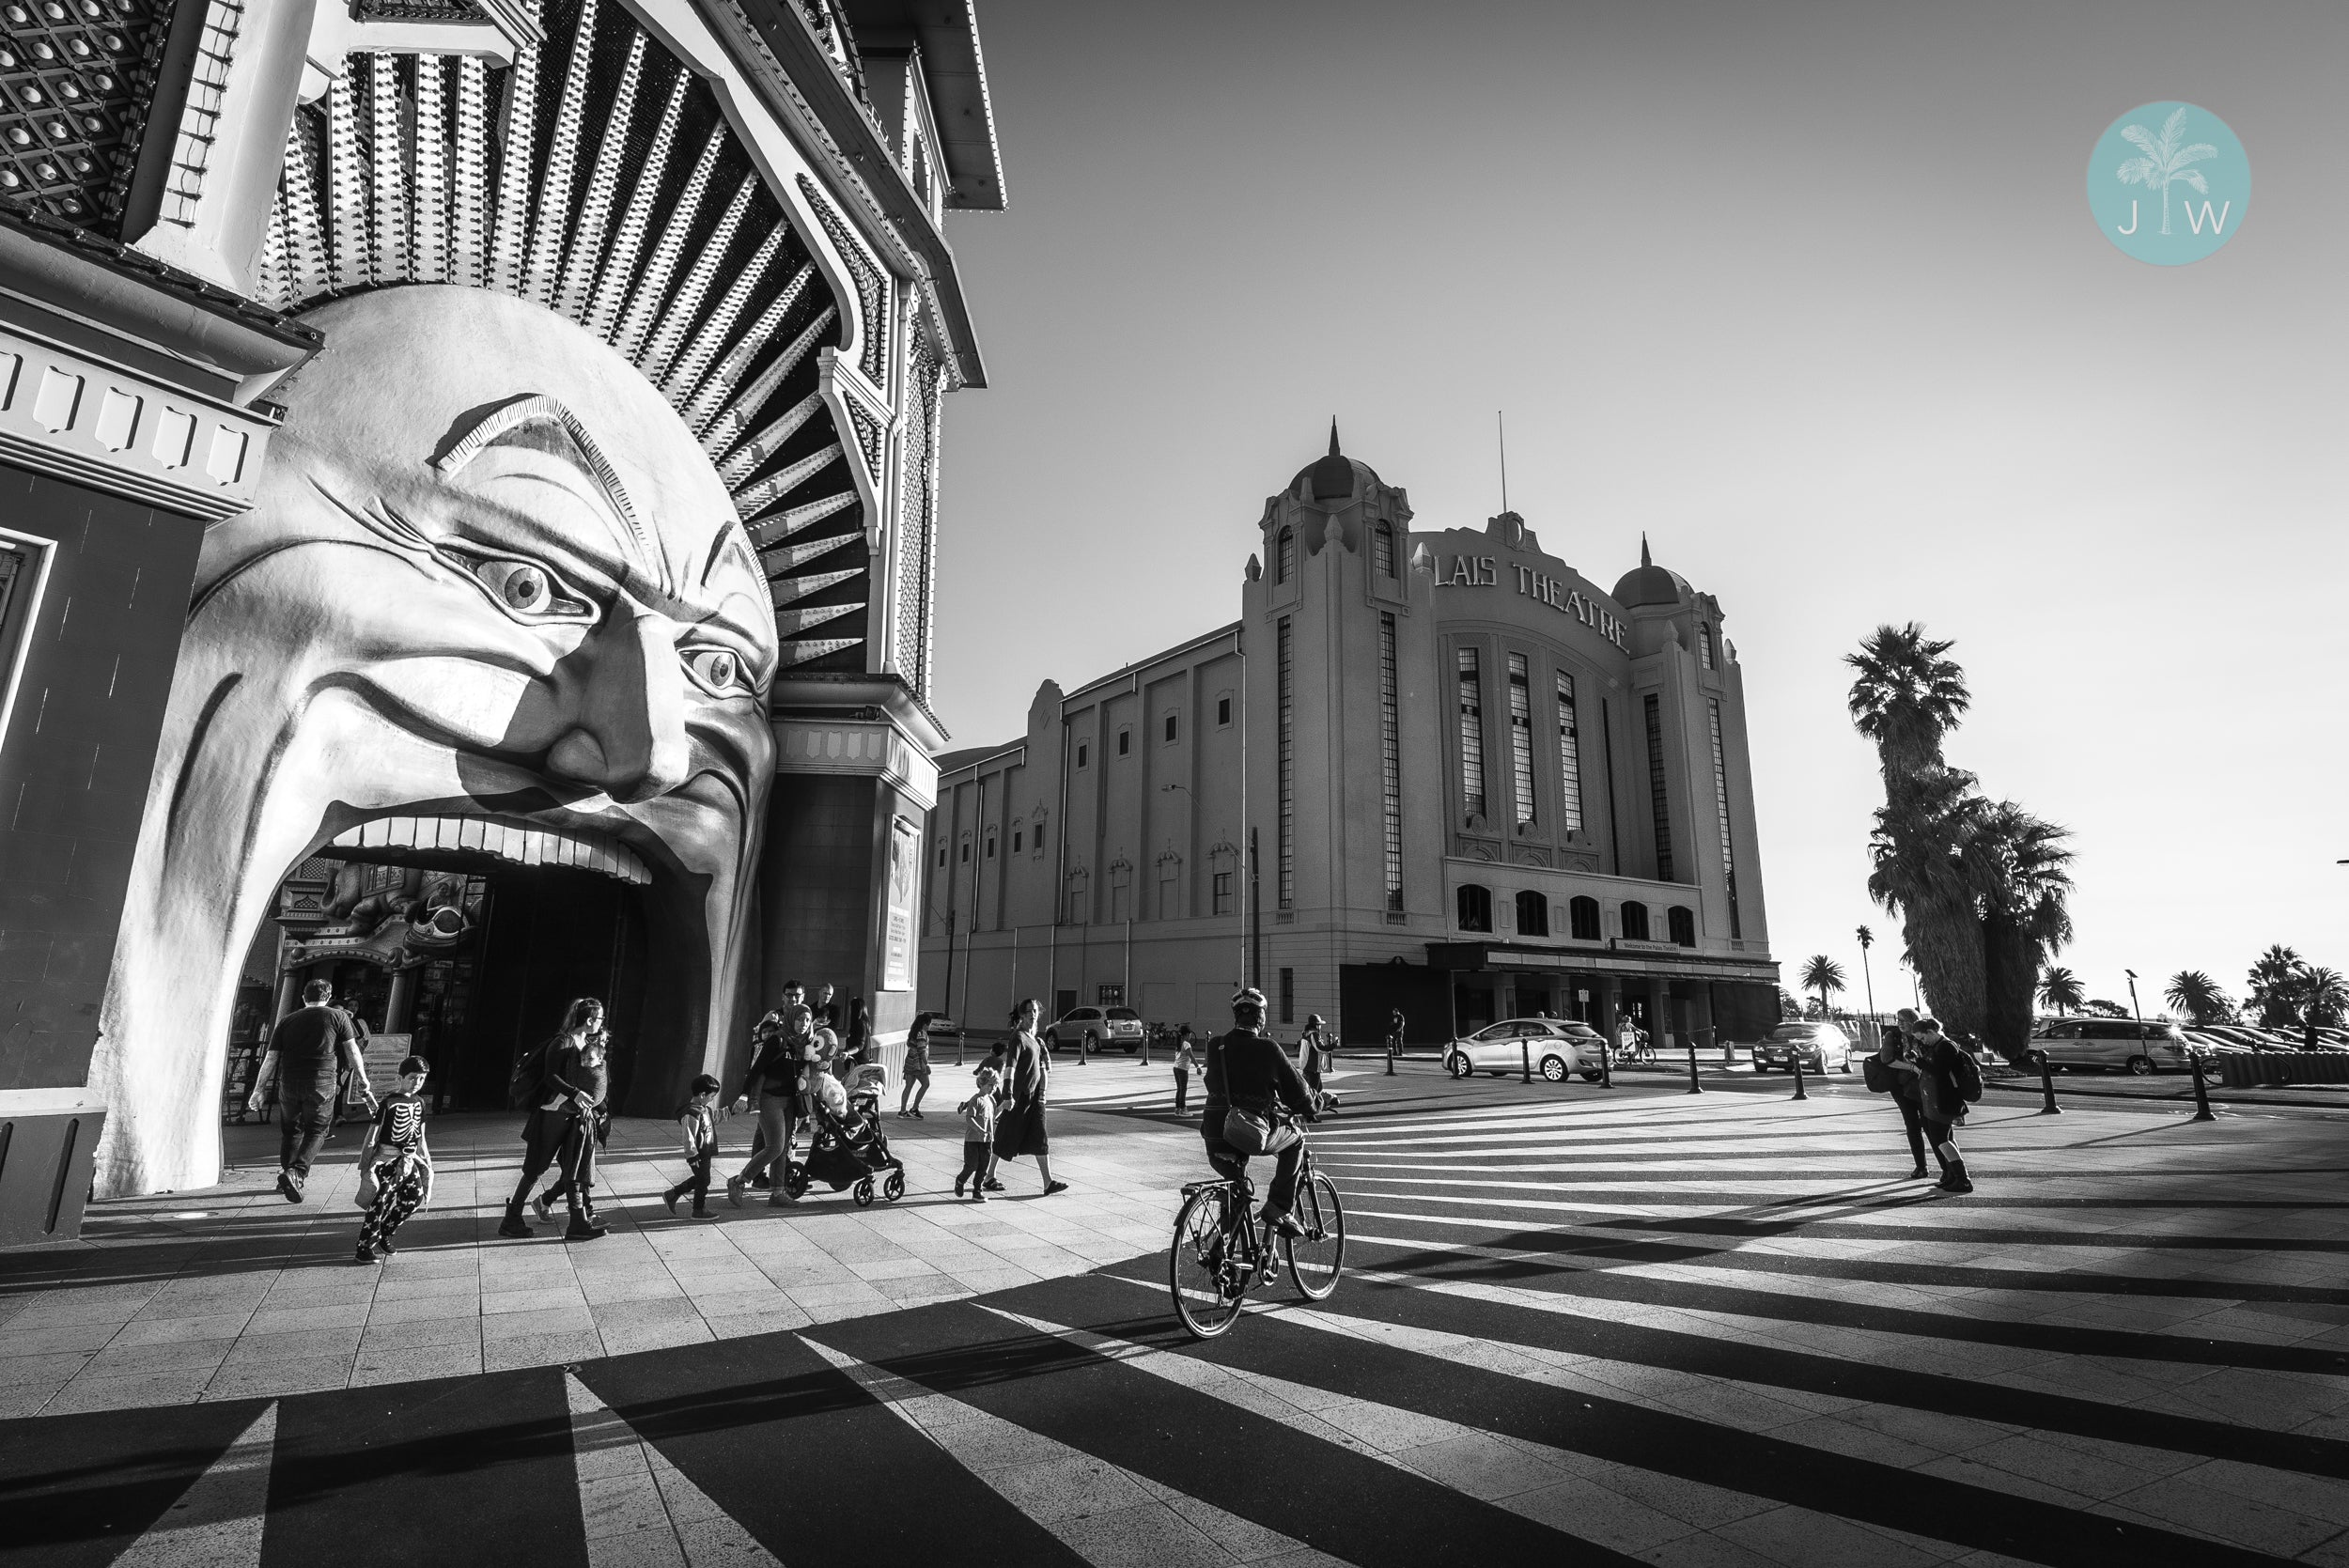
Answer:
927;0;2347;1017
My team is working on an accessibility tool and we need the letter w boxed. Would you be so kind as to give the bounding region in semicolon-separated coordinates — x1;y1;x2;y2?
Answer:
2183;199;2232;236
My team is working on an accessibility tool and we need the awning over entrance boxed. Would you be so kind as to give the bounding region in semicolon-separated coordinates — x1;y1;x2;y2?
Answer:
1425;940;1780;986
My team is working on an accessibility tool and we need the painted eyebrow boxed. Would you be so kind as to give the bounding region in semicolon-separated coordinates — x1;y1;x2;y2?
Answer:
433;395;668;594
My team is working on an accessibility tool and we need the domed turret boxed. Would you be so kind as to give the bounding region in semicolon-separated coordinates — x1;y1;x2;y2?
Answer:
1613;534;1689;608
1298;420;1363;501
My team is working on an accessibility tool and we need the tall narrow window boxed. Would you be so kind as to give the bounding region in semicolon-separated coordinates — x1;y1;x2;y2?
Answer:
1516;890;1548;937
1456;647;1486;820
1279;967;1295;1024
1621;901;1650;941
1275;526;1296;584
1643;692;1674;882
1506;653;1535;827
1277;615;1295;910
1698;623;1716;671
1378;613;1403;911
1374;522;1396;577
1555;673;1584;832
1708;698;1742;939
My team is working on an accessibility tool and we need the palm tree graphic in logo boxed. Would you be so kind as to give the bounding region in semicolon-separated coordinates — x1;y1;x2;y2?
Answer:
2114;105;2217;236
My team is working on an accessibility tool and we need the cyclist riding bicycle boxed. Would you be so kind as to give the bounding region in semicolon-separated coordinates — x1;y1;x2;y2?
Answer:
1200;986;1318;1238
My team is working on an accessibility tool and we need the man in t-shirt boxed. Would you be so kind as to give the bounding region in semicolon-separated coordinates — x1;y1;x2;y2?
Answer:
247;978;374;1202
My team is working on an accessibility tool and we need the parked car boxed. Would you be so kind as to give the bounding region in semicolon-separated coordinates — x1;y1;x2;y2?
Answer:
2030;1017;2191;1074
1043;1006;1146;1053
1752;1022;1852;1073
1443;1018;1606;1083
2181;1029;2252;1057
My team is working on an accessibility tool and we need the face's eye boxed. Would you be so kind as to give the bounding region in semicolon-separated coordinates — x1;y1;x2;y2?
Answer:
464;555;594;622
683;645;755;698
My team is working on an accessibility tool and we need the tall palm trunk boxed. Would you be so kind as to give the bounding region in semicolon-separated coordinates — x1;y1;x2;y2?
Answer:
1981;910;2035;1063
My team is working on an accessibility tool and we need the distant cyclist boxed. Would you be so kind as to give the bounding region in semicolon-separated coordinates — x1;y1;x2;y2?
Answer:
1201;986;1318;1237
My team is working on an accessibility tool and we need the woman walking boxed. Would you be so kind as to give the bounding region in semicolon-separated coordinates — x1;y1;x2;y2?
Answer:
900;1011;942;1118
503;1000;611;1239
1297;1013;1332;1107
729;1006;816;1206
1869;1007;1930;1178
991;999;1066;1196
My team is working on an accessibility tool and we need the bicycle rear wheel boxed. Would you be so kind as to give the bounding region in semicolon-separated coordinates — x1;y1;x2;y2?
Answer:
1284;1171;1346;1300
1170;1187;1247;1338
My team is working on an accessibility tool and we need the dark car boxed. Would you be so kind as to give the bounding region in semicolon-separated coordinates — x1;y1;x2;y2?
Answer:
1753;1022;1852;1073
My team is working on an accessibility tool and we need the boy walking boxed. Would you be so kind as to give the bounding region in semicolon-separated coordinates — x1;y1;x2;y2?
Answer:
354;1056;432;1263
663;1074;724;1218
956;1067;1000;1201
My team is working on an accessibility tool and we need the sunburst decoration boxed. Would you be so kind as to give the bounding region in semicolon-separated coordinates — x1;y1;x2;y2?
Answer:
252;0;873;674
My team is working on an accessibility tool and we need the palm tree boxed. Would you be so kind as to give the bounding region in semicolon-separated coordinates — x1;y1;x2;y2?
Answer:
1856;924;1877;1017
2248;945;2304;1029
1865;761;1986;1039
2115;105;2217;237
1966;801;2075;1062
2163;970;2228;1026
2300;966;2348;1031
1800;955;1847;1019
1845;624;1970;785
2040;967;2084;1017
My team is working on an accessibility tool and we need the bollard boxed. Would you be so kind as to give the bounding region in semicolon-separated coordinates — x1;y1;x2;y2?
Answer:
1686;1042;1703;1094
2035;1049;2061;1115
1078;1034;1089;1066
1386;1035;1397;1077
1142;1029;1152;1068
957;1030;966;1068
1600;1039;1613;1090
1521;1039;1532;1085
1791;1051;1808;1101
2191;1050;2216;1122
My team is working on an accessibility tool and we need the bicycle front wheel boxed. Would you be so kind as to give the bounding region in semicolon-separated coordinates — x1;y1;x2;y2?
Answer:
1284;1171;1346;1300
1170;1188;1248;1338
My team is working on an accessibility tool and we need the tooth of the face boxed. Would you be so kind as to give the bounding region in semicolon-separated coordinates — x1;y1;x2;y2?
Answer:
520;830;542;867
432;817;459;851
361;819;391;847
333;826;363;847
484;823;509;861
459;819;486;852
388;816;416;849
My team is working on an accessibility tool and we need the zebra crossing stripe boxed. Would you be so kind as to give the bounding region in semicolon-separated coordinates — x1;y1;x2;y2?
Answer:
798;1333;1356;1568
564;1372;780;1568
977;1302;1981;1563
110;1401;276;1568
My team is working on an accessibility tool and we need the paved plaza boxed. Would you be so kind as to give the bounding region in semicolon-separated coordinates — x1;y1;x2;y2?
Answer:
5;1061;2349;1566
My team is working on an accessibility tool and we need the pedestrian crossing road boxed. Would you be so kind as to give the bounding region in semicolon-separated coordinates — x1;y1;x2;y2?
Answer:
6;1079;2348;1566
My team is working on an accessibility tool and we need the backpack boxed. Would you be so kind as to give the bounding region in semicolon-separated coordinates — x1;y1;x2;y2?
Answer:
1948;1046;1983;1104
506;1035;558;1110
1861;1054;1890;1094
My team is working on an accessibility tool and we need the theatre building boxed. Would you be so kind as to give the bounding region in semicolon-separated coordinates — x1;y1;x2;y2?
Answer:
919;434;1780;1049
0;0;1001;1240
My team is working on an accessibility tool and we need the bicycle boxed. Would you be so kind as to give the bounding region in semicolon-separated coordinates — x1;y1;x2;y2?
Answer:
1167;1119;1346;1339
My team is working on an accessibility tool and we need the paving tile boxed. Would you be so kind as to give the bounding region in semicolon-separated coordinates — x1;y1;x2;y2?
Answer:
484;1330;606;1373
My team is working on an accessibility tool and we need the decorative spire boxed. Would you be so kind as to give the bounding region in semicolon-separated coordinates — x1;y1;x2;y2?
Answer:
1641;533;1653;567
1328;418;1341;457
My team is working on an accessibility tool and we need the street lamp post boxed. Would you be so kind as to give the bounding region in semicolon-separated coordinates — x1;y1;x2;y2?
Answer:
2125;968;2144;1041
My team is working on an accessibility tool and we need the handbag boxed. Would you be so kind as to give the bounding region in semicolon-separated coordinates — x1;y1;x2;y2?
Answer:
1223;1105;1276;1155
1861;1054;1890;1093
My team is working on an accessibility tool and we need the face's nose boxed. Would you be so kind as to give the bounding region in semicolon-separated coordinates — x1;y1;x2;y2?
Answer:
545;603;692;802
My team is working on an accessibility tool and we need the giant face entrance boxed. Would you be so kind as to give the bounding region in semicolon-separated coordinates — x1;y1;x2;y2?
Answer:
255;852;650;1113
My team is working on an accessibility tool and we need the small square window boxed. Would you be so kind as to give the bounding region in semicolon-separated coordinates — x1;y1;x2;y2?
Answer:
1217;696;1233;726
1077;741;1089;768
1165;713;1179;743
959;842;970;863
1013;829;1023;853
986;837;996;859
936;846;946;868
1117;728;1130;756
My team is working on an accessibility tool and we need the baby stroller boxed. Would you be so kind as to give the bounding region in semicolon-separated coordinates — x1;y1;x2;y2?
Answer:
784;1079;906;1206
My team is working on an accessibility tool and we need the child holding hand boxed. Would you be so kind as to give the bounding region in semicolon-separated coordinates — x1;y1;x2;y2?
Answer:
663;1074;725;1218
955;1067;1000;1202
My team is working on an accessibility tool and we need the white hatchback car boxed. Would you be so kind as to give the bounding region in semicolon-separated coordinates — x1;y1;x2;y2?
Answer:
1752;1022;1853;1073
1444;1018;1606;1083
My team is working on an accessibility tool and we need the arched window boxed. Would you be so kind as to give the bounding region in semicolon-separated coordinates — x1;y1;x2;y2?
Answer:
1275;526;1296;584
1620;901;1650;941
1698;624;1716;671
1668;905;1696;947
1456;884;1492;933
1374;522;1396;577
1516;890;1548;938
1569;895;1601;941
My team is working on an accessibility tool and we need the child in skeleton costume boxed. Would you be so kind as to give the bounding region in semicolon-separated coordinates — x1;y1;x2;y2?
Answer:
355;1057;434;1262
